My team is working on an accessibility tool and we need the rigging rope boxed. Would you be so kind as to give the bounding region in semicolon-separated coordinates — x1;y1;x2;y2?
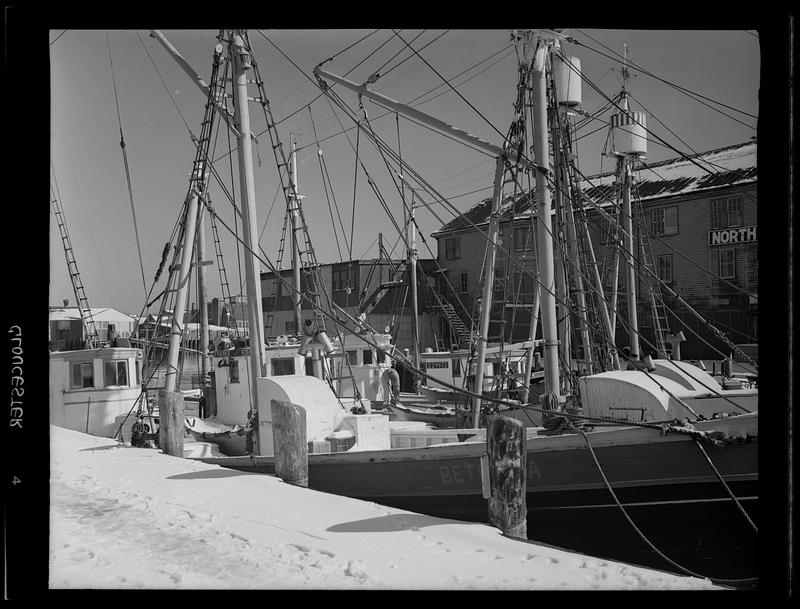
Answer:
391;29;509;147
572;30;758;123
295;44;514;156
308;106;347;260
107;31;148;299
554;51;758;194
571;422;757;586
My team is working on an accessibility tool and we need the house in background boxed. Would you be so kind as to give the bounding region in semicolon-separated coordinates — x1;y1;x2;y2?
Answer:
259;257;443;354
430;140;757;360
49;304;137;351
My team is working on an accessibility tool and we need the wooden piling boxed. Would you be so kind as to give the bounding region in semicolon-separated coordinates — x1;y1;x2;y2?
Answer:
271;399;308;487
486;415;527;539
158;389;185;457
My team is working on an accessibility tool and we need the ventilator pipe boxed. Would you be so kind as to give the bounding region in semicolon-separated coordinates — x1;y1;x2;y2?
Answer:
297;335;313;356
315;330;336;355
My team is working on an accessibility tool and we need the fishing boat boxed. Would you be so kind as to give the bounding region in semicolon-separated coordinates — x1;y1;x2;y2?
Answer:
49;187;149;439
49;345;145;438
109;29;757;584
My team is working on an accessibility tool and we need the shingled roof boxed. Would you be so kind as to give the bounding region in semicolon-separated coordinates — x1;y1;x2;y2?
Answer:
433;140;756;237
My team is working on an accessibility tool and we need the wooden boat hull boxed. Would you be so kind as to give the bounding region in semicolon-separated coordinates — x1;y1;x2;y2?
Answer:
417;385;463;402
194;414;757;582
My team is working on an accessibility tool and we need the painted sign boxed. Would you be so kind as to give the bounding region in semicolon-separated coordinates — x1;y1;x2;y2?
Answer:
708;225;757;246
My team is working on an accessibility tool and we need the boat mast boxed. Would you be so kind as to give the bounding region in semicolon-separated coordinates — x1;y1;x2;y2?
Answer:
408;192;421;375
470;156;507;428
519;284;541;404
532;36;561;399
197;207;211;381
551;52;594;374
164;191;200;393
618;45;640;360
290;140;304;335
230;31;267;386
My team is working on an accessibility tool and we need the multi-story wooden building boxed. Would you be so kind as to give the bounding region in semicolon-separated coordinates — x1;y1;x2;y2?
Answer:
259;257;445;354
431;140;757;360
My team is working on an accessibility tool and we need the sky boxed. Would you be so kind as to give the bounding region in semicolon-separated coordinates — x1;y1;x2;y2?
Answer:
49;29;760;318
46;425;721;590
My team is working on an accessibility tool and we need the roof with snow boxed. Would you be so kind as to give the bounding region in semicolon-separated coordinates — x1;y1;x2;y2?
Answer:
49;307;137;323
433;140;756;237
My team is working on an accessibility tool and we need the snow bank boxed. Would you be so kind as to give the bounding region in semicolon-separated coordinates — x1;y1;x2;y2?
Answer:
49;426;721;590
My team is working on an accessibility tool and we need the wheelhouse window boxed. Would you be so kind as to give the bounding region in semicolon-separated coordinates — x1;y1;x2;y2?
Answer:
346;350;358;365
362;349;373;365
271;357;295;376
444;237;461;261
711;196;743;229
70;362;94;389
452;359;462;377
229;360;240;383
104;360;128;387
718;247;736;279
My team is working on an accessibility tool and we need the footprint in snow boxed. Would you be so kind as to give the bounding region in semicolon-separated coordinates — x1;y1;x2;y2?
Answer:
343;560;369;583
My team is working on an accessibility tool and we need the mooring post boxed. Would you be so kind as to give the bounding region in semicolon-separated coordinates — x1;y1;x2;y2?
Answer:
158;389;185;457
271;399;308;487
486;415;527;539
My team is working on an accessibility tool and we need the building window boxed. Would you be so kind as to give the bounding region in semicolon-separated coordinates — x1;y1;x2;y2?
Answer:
514;225;533;251
332;268;352;293
718;247;736;279
459;272;469;293
711;196;743;229
745;242;758;291
284;320;298;334
650;206;678;236
445;237;461;260
657;254;673;283
272;357;295;376
452;359;462;377
70;362;94;389
104;360;128;387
